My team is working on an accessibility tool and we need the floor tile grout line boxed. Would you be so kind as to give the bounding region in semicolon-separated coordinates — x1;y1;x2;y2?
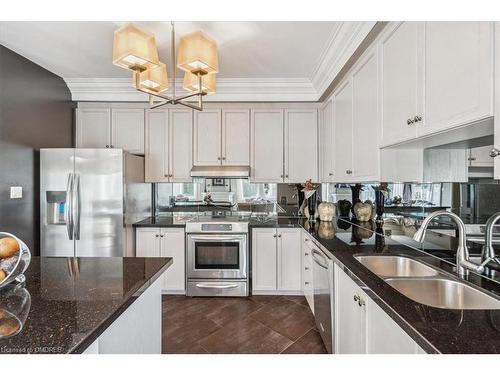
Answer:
279;327;316;354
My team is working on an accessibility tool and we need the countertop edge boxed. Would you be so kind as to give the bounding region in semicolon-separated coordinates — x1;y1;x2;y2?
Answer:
69;258;173;354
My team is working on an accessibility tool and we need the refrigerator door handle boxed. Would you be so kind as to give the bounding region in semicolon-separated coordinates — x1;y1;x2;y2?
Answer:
74;173;81;240
65;173;74;240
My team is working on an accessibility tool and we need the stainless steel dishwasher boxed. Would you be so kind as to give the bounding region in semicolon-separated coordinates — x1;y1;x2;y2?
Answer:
311;245;334;353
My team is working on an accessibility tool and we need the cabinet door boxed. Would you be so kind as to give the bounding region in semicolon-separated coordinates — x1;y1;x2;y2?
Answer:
135;228;161;257
76;108;111;148
251;228;277;291
333;80;354;182
250;109;284;183
111;108;145;154
319;99;335;182
421;22;493;136
222;109;250;165
194;109;222;165
352;50;379;181
284;109;318;183
336;266;366;354
366;298;419;354
380;22;421;146
145;110;169;182
469;145;494;167
169;109;193;182
277;228;302;291
160;228;185;293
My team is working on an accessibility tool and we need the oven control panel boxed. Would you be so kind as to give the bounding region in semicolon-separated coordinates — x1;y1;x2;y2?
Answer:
201;223;232;232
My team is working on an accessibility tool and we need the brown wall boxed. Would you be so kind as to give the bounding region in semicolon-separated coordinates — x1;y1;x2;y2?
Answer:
0;45;74;253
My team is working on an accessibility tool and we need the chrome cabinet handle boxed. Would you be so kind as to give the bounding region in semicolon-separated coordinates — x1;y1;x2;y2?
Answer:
407;118;414;125
305;281;310;285
413;115;422;123
105;145;109;148
280;174;284;178
164;174;169;178
305;267;310;270
155;234;159;238
285;174;289;178
328;172;333;176
278;234;282;238
304;252;309;256
217;157;221;160
222;157;226;160
490;148;500;158
304;238;309;242
346;170;352;175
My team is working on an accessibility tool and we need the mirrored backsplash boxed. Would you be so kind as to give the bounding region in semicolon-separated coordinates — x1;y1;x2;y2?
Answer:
153;178;500;223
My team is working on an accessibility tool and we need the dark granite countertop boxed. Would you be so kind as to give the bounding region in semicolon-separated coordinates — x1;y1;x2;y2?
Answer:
0;256;172;354
133;215;189;227
133;214;500;353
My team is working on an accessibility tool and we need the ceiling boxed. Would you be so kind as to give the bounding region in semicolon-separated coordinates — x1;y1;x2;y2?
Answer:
0;21;376;102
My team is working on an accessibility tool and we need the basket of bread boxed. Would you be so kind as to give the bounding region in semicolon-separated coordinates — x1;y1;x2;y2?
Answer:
0;232;31;289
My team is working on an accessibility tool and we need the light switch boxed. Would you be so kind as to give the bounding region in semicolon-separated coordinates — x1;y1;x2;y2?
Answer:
10;186;23;199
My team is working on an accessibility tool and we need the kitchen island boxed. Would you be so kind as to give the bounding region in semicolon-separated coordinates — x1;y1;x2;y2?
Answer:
0;256;172;354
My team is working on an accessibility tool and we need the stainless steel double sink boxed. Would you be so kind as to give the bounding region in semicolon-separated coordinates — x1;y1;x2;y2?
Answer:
354;255;500;310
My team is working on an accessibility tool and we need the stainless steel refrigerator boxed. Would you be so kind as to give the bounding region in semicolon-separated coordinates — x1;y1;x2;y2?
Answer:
40;148;151;257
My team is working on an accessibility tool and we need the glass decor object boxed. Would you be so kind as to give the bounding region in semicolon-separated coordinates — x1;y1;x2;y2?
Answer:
177;31;219;75
0;283;31;339
138;62;169;93
0;232;31;290
113;23;160;71
183;71;216;94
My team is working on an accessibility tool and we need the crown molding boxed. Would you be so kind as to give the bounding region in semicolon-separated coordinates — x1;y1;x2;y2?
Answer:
65;77;319;102
310;21;376;96
65;22;376;103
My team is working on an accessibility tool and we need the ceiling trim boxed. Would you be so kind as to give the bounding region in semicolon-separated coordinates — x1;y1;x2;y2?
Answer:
65;77;319;102
309;21;377;96
65;21;376;103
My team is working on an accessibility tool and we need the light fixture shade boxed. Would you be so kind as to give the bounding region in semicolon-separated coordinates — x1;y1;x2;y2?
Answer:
113;23;160;71
138;62;169;93
183;71;216;94
177;31;218;75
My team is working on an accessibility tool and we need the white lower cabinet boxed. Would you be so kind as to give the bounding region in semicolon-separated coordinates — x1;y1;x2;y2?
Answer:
335;264;424;354
136;227;185;294
252;228;302;293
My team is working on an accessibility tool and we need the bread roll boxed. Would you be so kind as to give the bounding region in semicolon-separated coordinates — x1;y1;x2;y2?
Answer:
0;316;21;337
0;237;19;259
0;269;6;283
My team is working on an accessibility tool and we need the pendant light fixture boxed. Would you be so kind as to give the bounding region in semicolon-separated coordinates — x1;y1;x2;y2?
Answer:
112;22;218;111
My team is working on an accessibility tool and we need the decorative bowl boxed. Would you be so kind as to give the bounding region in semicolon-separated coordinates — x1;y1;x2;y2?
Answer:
0;232;31;290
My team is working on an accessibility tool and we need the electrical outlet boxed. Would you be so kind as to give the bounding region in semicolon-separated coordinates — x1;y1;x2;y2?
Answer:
10;186;23;199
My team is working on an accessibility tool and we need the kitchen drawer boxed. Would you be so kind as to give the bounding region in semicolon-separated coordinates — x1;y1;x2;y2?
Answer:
187;280;248;297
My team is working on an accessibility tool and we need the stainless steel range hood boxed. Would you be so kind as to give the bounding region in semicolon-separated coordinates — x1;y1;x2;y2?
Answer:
190;165;250;178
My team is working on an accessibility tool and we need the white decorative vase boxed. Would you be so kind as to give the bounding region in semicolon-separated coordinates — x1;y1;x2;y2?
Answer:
317;202;335;221
353;202;373;222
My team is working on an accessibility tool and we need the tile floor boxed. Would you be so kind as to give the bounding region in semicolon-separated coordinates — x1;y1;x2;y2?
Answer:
162;295;327;354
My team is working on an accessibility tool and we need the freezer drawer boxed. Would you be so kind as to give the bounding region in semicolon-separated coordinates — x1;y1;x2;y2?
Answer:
187;280;248;297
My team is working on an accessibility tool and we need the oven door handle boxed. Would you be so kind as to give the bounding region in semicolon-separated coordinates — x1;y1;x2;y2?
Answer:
195;282;240;289
188;235;246;242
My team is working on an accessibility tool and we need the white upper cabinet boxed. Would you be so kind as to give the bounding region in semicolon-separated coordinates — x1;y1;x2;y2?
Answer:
194;109;222;165
420;22;493;136
379;22;421;147
352;50;380;181
222;109;250;165
111;108;145;154
250;109;284;183
333;80;354;182
77;107;144;154
76;108;111;149
169;109;193;182
145;108;193;183
145;110;169;182
319;99;335;182
284;109;318;183
379;21;494;147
